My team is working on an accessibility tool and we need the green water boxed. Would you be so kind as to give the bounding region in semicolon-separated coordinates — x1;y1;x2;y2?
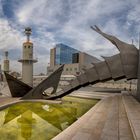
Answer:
0;97;98;140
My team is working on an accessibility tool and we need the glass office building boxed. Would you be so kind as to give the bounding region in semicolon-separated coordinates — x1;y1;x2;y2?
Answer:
47;43;100;75
55;44;79;65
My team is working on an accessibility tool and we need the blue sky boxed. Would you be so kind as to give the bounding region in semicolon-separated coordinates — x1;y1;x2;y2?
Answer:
0;0;140;74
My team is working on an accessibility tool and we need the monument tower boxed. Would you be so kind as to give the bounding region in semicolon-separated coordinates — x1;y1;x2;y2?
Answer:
3;51;9;73
18;27;37;86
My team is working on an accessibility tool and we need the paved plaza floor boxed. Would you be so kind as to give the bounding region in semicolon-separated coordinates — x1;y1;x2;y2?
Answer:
53;88;140;140
0;87;140;140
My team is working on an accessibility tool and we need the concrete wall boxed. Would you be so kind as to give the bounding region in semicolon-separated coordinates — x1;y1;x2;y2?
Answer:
47;63;80;75
3;60;9;72
22;62;33;86
47;50;101;75
23;42;33;59
50;48;56;67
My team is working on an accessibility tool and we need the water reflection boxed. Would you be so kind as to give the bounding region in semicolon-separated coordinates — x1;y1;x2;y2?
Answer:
17;111;36;140
0;97;98;140
4;102;77;131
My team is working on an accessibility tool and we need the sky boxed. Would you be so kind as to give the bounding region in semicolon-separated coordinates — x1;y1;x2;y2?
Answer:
0;0;140;74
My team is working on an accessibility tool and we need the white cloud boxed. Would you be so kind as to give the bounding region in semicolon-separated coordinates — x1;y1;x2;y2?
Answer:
0;0;140;73
0;19;24;50
127;1;140;28
16;0;67;28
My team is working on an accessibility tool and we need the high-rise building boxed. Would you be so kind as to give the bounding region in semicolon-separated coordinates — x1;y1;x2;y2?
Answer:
47;43;100;75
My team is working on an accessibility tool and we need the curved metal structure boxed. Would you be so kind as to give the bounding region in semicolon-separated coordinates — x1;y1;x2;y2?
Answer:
91;26;138;79
102;54;125;80
4;72;32;97
5;26;139;100
93;61;111;81
44;26;139;99
4;65;64;99
21;65;64;99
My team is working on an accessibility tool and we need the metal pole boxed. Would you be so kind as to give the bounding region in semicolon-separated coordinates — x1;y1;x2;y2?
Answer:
136;33;140;100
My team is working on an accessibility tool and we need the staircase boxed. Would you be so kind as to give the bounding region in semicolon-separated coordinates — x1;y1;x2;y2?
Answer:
53;94;139;140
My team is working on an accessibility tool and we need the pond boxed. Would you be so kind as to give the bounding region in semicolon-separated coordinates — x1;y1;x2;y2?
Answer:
0;96;98;140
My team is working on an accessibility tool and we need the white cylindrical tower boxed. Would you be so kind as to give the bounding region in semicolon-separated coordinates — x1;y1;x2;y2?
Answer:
3;51;9;73
18;27;37;86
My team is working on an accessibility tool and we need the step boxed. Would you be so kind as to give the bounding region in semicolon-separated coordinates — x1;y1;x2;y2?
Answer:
122;95;140;140
100;95;119;140
119;95;134;140
53;97;113;140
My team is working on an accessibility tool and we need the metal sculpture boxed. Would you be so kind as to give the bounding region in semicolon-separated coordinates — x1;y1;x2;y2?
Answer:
91;26;138;79
21;65;64;99
4;72;32;97
5;65;64;99
5;26;139;100
102;54;125;80
44;26;139;99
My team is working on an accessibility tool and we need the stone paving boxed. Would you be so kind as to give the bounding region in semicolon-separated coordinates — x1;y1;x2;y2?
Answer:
0;97;20;106
53;94;138;140
70;90;119;99
0;87;140;140
123;95;140;140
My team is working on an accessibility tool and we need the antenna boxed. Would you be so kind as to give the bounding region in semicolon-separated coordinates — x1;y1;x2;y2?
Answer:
5;51;8;60
132;39;134;45
24;27;32;42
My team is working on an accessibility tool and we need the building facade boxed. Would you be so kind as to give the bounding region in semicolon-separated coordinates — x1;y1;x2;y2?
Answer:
47;43;100;75
55;44;79;64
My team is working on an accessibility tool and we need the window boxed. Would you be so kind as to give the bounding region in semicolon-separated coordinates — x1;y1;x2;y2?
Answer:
55;44;79;65
72;53;79;63
55;47;61;64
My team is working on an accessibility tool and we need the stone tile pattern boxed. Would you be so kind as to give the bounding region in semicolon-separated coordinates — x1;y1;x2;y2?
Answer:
53;95;136;140
123;95;140;140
